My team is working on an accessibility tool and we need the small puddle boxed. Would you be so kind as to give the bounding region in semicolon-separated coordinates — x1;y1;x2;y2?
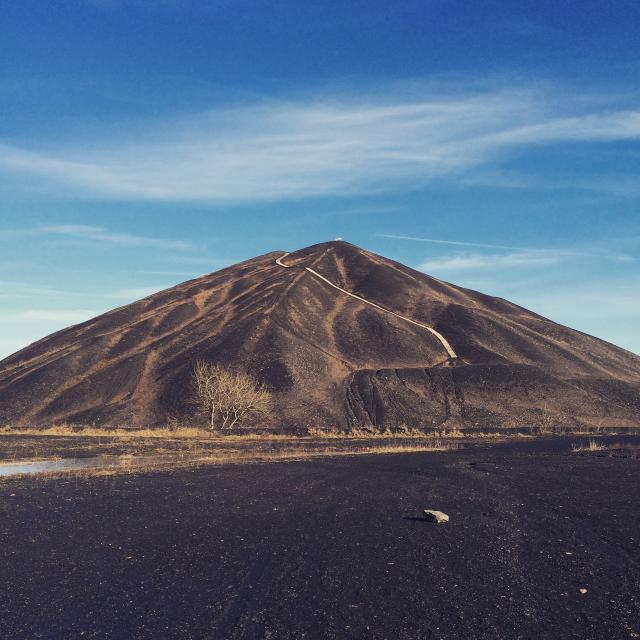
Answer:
0;454;206;477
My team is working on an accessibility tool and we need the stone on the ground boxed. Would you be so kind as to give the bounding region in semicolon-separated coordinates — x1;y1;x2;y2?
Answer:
423;509;449;524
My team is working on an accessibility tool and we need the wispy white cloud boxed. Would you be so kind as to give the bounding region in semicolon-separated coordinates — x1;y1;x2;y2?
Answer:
417;246;634;273
380;234;536;251
38;225;194;250
0;280;172;302
0;224;193;250
105;286;171;299
0;309;97;324
418;250;566;273
385;232;635;273
0;82;638;202
0;280;80;298
167;255;233;267
138;270;201;276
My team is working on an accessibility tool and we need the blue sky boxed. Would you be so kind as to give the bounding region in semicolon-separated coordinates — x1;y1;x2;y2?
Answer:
1;0;639;357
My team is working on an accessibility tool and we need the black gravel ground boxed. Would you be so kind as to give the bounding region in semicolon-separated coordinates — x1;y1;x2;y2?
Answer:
1;439;639;639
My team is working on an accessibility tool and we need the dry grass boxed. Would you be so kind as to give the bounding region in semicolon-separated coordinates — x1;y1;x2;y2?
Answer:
306;426;429;439
570;439;640;455
0;423;476;472
0;424;214;439
0;424;297;440
0;423;532;442
0;437;461;481
202;438;460;462
305;426;525;440
571;438;608;452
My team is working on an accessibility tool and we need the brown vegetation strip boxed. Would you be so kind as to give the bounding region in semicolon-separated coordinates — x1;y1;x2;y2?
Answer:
0;439;462;480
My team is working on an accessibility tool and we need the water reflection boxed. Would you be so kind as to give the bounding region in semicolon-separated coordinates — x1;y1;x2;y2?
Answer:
0;454;202;477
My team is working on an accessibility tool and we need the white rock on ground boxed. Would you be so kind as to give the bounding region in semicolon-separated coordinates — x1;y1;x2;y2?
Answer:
423;510;449;524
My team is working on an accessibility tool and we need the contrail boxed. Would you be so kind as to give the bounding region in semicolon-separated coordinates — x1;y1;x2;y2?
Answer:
378;234;535;252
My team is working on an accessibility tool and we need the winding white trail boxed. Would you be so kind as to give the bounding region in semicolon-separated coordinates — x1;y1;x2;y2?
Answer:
276;253;457;359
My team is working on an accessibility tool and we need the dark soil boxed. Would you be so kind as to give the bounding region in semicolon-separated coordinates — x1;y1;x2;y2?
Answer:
1;440;639;639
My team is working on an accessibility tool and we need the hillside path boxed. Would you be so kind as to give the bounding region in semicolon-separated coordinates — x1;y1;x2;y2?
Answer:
276;252;457;359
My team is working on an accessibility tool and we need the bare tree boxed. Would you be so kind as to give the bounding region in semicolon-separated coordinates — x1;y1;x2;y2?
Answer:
192;360;272;431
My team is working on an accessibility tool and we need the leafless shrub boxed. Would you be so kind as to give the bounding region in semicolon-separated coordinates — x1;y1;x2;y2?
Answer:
192;360;272;431
537;404;556;435
164;414;181;433
590;417;605;434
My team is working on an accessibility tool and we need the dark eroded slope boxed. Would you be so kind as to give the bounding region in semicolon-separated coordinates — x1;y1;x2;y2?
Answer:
0;241;639;429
